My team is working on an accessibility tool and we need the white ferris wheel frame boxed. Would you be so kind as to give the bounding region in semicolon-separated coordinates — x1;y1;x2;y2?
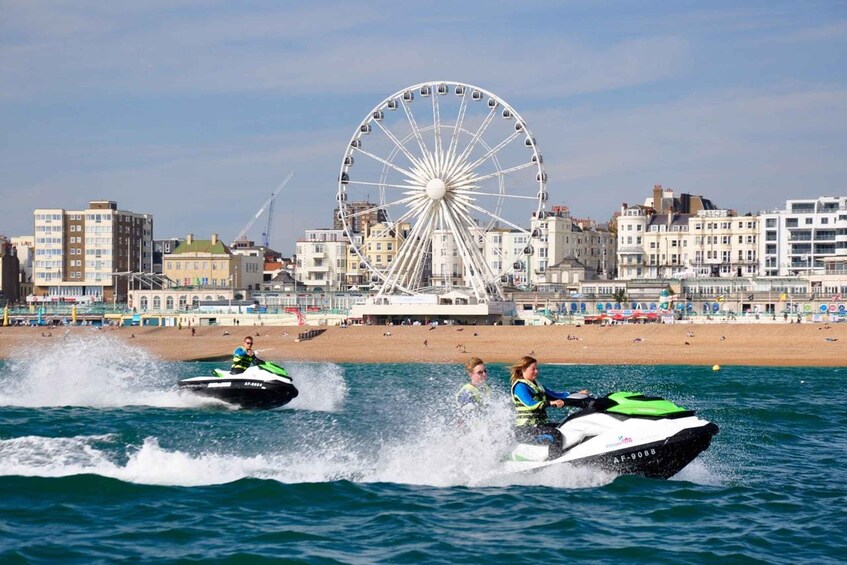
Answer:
336;80;548;302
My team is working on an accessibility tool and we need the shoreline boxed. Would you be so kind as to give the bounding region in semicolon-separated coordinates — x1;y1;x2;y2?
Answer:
1;323;844;367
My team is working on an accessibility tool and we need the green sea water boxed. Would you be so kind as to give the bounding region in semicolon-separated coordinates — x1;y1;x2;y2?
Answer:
0;333;844;563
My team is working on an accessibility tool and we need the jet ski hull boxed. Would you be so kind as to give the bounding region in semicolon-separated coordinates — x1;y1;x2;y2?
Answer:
178;374;298;409
570;421;719;479
506;392;719;479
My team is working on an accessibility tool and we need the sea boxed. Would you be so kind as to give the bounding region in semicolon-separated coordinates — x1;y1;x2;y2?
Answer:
0;334;844;564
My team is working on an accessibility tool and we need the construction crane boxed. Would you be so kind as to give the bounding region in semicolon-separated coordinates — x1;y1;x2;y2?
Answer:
231;172;294;247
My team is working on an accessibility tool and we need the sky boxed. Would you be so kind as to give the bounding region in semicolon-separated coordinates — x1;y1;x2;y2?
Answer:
1;0;846;255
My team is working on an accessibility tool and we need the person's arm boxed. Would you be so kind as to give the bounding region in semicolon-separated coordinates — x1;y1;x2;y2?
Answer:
543;386;570;401
514;382;545;410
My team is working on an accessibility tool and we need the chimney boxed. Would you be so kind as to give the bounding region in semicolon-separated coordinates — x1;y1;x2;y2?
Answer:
653;185;663;212
211;234;218;245
186;234;194;245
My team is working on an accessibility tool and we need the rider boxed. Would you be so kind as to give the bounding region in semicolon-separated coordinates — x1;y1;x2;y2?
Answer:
231;336;261;374
455;357;491;412
510;355;588;458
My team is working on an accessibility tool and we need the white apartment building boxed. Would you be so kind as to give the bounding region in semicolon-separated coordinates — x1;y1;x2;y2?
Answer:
32;200;153;303
295;229;348;291
689;211;759;277
617;206;759;280
760;196;847;277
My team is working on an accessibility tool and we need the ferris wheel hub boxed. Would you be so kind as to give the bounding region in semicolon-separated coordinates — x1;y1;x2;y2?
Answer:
425;178;448;201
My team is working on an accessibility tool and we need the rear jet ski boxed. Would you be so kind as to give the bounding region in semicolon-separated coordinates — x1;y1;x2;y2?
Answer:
505;392;719;479
178;360;298;409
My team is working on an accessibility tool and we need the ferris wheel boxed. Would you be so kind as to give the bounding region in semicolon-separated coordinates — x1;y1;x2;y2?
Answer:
337;80;547;301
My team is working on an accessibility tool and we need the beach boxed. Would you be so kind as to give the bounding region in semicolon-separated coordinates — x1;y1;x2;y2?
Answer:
2;322;844;366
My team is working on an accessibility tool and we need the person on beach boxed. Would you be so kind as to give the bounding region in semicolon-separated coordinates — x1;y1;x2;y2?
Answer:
455;357;491;412
231;336;261;374
510;355;588;458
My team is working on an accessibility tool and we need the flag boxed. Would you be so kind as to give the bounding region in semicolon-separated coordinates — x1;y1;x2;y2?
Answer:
779;292;787;302
834;294;842;301
747;294;754;300
716;295;725;302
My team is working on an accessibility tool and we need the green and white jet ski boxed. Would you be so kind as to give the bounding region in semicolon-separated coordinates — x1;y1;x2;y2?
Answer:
505;392;719;479
178;360;298;409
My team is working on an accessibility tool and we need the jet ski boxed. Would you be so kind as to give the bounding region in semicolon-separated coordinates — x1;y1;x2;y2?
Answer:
177;360;298;409
505;391;719;479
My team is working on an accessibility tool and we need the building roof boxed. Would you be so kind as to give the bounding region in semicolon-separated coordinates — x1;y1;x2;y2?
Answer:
171;240;230;255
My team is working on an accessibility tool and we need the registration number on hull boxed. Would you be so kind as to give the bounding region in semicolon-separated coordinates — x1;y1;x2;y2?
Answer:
613;447;657;463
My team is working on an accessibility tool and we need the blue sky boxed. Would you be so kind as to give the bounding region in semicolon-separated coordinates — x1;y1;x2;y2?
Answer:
1;0;845;254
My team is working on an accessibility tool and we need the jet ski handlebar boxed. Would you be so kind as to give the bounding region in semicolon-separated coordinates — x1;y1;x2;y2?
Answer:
562;392;594;408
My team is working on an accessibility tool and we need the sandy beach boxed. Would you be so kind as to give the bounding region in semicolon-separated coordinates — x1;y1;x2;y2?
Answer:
1;322;844;367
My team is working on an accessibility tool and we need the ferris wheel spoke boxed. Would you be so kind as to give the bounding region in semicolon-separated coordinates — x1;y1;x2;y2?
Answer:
343;194;422;223
454;189;538;200
440;204;489;298
345;179;422;193
354;145;420;179
465;130;523;171
471;161;535;183
464;200;530;234
446;94;469;163
371;120;425;171
455;106;498;166
401;100;434;166
432;93;443;160
384;209;434;292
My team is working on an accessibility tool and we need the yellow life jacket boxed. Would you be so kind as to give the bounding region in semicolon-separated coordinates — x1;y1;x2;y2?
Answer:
511;378;547;427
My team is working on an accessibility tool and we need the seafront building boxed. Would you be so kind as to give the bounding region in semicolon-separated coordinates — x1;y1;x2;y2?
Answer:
31;200;153;304
759;196;847;277
295;228;348;291
616;185;759;280
0;237;22;305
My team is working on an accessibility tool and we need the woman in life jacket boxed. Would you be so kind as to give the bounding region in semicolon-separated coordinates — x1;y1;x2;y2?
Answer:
509;355;587;458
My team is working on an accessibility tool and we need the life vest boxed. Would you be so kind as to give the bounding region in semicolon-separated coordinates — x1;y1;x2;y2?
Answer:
511;378;547;427
231;348;253;372
455;382;490;408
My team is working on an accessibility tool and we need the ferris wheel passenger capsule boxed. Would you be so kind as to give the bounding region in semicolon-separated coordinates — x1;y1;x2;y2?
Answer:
402;91;414;102
340;172;349;185
536;172;547;182
532;154;543;164
420;85;431;96
387;99;399;110
437;83;448;95
525;136;536;147
515;122;524;131
471;90;483;101
351;139;361;148
343;155;354;166
487;98;498;108
455;85;465;95
502;108;512;119
372;110;384;121
360;123;371;134
523;245;534;255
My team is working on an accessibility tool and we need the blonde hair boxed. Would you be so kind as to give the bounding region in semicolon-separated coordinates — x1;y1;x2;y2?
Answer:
464;357;485;375
509;356;537;384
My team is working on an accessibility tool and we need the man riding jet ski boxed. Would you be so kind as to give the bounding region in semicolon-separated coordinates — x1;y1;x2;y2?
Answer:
506;391;719;479
178;336;298;409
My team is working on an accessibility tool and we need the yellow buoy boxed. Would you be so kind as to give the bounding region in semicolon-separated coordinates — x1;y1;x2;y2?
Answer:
712;364;721;371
